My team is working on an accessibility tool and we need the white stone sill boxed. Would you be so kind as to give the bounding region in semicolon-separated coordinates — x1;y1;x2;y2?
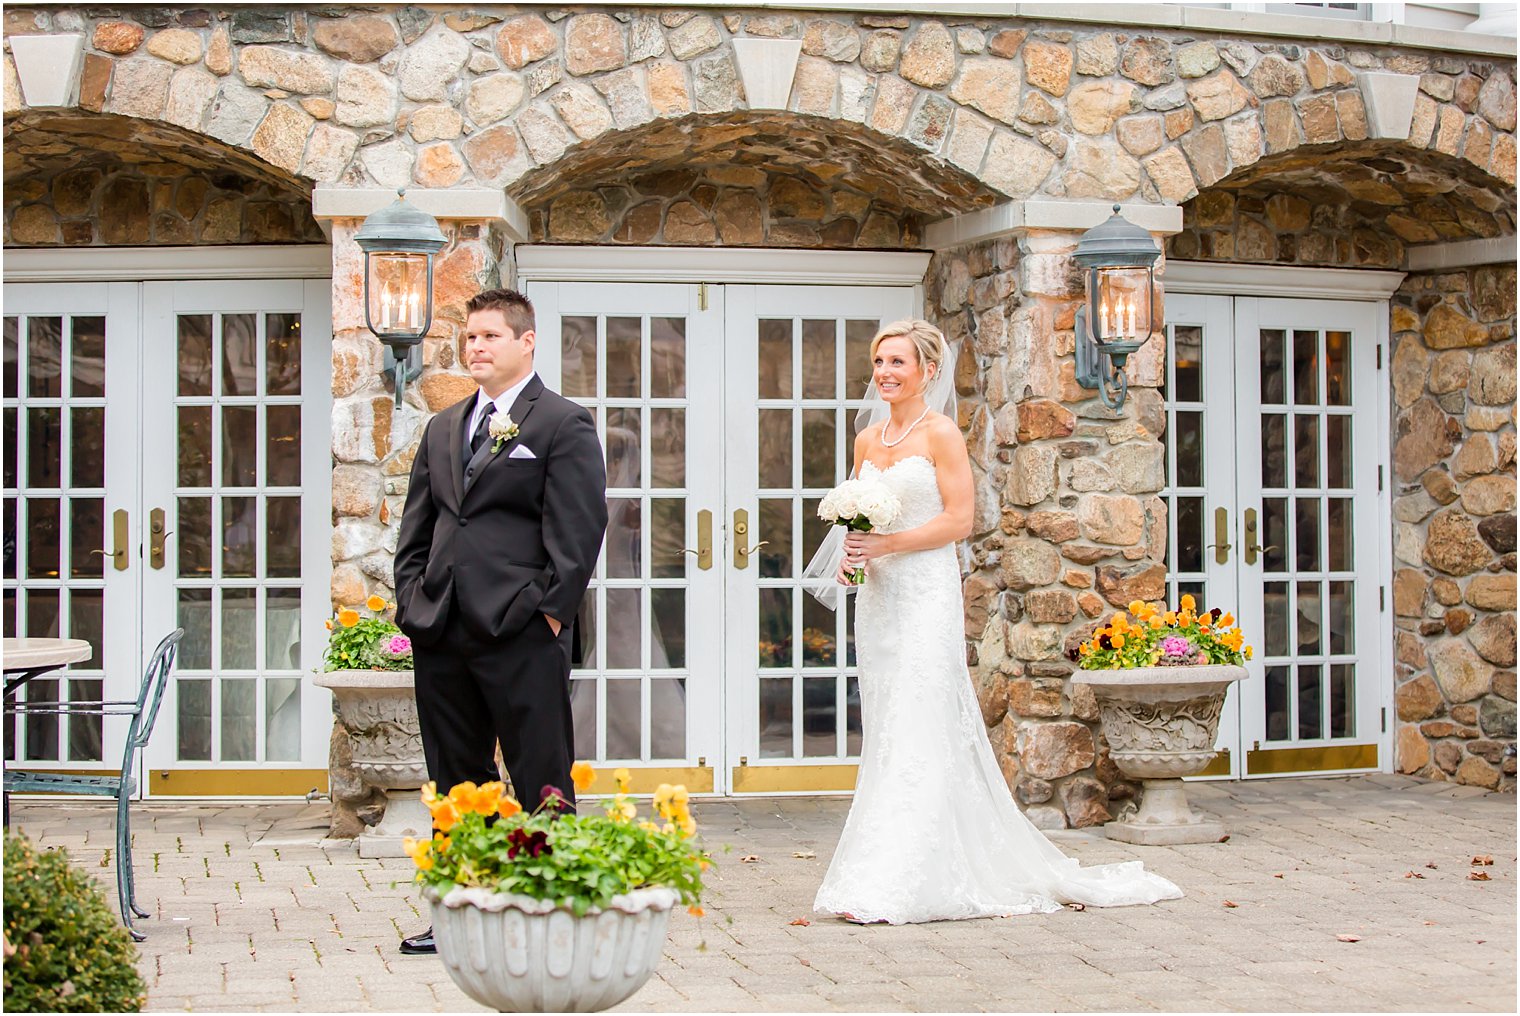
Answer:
627;1;1516;57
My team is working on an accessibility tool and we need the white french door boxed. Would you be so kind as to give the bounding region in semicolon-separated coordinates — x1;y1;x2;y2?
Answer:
3;278;333;795
1165;293;1388;778
528;279;915;794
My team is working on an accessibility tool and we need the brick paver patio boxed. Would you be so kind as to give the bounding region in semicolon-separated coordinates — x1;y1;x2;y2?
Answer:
7;775;1515;1012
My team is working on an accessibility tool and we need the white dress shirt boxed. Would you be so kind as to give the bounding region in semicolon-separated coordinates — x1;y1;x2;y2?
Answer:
467;371;536;452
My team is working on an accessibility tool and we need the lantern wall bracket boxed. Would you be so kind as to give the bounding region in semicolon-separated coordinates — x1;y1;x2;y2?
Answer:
1074;306;1146;412
382;345;424;409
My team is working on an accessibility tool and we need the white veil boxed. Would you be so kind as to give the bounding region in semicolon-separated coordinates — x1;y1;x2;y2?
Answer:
800;329;958;611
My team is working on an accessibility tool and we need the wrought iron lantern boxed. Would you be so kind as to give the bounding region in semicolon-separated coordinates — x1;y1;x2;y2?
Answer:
355;189;448;408
1072;204;1162;411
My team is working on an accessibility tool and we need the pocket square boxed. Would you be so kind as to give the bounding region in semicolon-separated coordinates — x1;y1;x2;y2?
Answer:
508;444;537;460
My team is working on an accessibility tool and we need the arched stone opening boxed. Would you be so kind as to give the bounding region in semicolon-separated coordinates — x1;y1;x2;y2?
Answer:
507;112;1004;247
1167;141;1517;268
4;110;324;245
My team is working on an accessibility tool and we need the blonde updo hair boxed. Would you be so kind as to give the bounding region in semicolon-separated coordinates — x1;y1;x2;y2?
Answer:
869;319;948;391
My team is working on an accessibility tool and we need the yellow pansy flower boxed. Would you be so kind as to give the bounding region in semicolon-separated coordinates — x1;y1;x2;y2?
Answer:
366;594;386;612
338;608;360;628
571;761;596;792
614;767;631;792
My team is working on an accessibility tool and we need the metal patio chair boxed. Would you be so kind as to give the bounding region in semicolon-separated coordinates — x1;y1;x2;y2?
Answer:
4;628;185;941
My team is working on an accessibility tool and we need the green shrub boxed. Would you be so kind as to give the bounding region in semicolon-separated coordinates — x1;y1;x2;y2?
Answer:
3;833;146;1013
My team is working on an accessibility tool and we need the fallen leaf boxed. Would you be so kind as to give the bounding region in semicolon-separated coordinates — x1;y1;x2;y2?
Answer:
1423;921;1438;926
1472;854;1493;866
1425;862;1439;870
1067;902;1086;911
799;958;811;967
740;855;761;863
1404;871;1425;879
1222;900;1238;908
1273;873;1284;879
1336;934;1361;943
1475;940;1486;944
1467;871;1491;881
792;850;816;860
1217;834;1231;843
789;917;810;926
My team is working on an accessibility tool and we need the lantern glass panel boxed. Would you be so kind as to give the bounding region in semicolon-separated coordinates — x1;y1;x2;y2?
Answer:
1091;267;1152;343
367;252;432;338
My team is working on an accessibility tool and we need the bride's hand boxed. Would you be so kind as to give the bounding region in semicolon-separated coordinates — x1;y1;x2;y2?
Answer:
844;531;893;563
835;557;856;584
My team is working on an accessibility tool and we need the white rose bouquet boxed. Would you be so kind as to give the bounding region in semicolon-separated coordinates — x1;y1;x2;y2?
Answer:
817;477;902;585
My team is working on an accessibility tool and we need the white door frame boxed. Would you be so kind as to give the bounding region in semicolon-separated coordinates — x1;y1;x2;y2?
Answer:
1168;261;1400;775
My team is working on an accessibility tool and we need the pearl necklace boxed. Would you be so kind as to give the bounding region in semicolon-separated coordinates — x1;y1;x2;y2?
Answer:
881;405;931;448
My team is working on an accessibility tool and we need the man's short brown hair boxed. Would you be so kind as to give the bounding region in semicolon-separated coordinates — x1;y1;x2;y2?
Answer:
466;288;535;339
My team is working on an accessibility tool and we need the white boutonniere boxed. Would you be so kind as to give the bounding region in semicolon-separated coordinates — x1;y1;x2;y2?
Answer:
488;410;519;453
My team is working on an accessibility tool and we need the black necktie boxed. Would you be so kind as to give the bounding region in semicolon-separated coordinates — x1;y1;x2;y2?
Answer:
470;406;491;455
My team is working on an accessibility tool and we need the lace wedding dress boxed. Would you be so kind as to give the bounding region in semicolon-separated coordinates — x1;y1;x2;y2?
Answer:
813;455;1183;924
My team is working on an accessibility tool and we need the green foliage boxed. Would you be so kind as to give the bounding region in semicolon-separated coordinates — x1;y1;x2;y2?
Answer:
322;601;412;671
410;785;707;918
3;833;146;1013
1075;597;1250;670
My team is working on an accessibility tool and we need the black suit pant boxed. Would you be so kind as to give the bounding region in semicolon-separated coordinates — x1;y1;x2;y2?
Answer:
413;609;576;814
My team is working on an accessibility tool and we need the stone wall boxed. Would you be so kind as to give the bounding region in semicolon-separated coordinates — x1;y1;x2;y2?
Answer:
3;159;324;246
532;165;918;246
1391;264;1517;790
927;233;1168;828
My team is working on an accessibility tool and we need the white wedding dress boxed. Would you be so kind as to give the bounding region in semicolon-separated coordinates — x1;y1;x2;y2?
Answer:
813;455;1183;924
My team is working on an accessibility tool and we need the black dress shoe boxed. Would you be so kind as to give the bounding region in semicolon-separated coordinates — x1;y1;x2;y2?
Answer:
399;927;436;954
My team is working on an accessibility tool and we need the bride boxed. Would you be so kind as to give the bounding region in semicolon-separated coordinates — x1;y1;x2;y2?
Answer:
806;319;1182;925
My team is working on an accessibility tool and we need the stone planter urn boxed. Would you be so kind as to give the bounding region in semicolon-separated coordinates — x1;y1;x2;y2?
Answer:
1073;665;1247;845
426;885;676;1013
313;669;427;858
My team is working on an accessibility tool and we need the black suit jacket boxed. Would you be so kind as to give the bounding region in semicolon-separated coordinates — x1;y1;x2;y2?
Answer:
394;375;608;644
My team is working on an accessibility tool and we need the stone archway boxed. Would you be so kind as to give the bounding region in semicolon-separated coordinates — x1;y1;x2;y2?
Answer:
507;111;1004;247
3;109;324;245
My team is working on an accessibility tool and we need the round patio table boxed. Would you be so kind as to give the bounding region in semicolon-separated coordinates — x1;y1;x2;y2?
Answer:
3;637;93;698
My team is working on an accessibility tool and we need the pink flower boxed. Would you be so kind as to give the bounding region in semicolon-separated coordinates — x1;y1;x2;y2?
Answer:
1160;636;1191;656
385;634;412;656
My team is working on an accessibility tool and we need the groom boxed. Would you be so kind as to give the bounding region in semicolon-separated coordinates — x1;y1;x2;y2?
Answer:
393;288;608;954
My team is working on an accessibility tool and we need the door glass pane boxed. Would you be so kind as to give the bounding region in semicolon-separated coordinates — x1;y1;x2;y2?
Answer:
179;407;213;487
24;678;60;760
606;317;640;398
71;407;105;487
265;676;301;761
605;409;641;488
803;677;836;756
604;679;641;758
650;409;684;488
69;500;103;578
1263;581;1289;656
1259;328;1286;405
758;409;791;488
758;320;792;398
1261;414;1286;488
801;409;836;489
222;495;256;577
758;498;792;578
3;317;17;398
650;318;685;399
801;319;836;399
845;320;876;396
1175;496;1203;572
649;678;686;758
266;588;302;670
1327;498;1353;571
178;589;212;670
71;317;106;398
266;406;301;486
759;588;792;668
1296;664;1322;739
1330;665;1355;738
1325;415;1350;489
222;406;257;487
27;407;60;487
606;498;641;579
1296;581;1322;655
68;677;103;762
1172;325;1202;402
1264;665;1290;741
265;313;301;395
27;498;59;578
650;498;684;579
222;588;257;670
1262;498;1288;573
1328;580;1354;654
1292;329;1318;405
561;316;597;398
1294;415;1319;488
651;588;684;669
221;313;257;396
759;678;792;758
1295;498;1320;571
178;497;212;577
220;678;256;761
178;314;213;395
605;588;640;669
177;678;212;760
1175;411;1202;487
1325;331;1350;405
27;317;62;398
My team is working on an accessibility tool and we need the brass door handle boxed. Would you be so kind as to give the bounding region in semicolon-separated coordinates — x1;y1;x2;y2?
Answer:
732;509;767;569
682;509;712;570
93;509;129;571
1207;507;1231;564
149;507;169;570
1242;508;1278;566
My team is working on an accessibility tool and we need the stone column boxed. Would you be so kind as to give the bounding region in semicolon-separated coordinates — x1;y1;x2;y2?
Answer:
929;227;1170;829
323;211;508;835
